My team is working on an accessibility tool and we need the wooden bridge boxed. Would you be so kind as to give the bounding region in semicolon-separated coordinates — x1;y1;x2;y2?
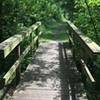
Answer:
0;20;100;100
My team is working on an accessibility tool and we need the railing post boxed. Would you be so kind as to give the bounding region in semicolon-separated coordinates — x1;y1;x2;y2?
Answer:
35;28;39;48
68;28;72;46
0;55;5;89
16;45;21;85
36;29;39;48
30;32;33;55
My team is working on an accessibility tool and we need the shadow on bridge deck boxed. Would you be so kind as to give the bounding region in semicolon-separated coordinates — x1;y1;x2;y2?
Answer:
5;42;87;100
59;42;87;100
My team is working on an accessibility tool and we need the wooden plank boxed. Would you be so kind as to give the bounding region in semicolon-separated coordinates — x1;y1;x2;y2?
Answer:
3;31;42;85
0;35;23;58
66;20;100;54
0;87;7;99
68;35;74;46
0;22;41;58
80;59;95;83
31;32;42;46
80;35;100;54
24;22;41;38
33;32;42;43
3;45;31;85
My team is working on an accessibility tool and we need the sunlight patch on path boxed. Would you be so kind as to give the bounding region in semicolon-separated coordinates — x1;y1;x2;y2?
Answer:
10;41;61;100
10;41;87;100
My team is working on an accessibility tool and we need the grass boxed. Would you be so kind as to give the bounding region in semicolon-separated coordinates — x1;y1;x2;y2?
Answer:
40;20;69;42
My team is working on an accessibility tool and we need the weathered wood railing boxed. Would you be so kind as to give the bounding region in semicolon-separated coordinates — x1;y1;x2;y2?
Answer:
66;20;100;100
0;22;42;99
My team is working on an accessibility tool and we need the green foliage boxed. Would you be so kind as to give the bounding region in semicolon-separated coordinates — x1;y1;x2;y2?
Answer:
61;0;99;44
0;0;99;44
74;0;100;44
0;0;62;42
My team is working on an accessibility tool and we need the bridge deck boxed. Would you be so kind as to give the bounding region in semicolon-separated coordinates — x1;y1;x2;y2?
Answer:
4;22;87;100
6;41;87;100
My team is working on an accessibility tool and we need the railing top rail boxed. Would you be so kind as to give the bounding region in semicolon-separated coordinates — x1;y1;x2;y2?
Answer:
0;22;41;58
66;20;100;54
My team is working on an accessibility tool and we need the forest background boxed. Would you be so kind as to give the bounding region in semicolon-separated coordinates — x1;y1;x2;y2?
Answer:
0;0;100;44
